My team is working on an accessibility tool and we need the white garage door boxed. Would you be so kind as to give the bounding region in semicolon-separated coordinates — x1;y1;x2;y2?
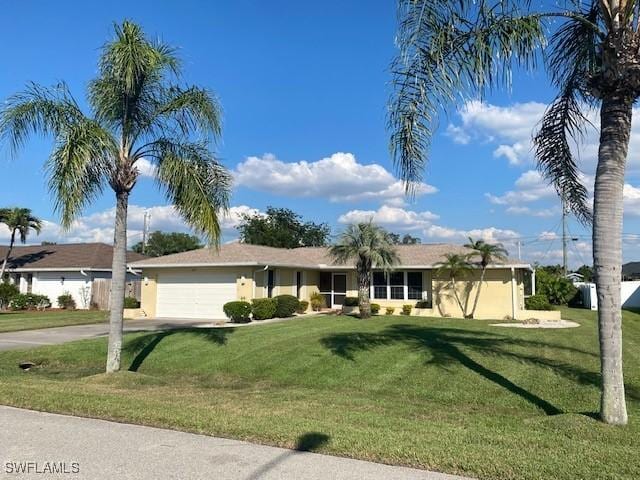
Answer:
156;271;237;319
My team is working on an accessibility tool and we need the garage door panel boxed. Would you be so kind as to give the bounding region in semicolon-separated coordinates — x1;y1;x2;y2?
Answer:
156;271;236;319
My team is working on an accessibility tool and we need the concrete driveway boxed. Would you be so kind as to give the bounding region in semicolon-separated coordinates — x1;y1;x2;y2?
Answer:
0;318;217;352
0;406;471;480
0;315;305;352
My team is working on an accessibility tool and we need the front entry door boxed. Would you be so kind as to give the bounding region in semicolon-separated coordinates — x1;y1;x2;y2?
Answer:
332;273;347;307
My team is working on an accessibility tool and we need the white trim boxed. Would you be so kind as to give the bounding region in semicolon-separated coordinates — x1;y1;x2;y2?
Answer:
6;267;112;273
511;267;517;320
131;262;533;270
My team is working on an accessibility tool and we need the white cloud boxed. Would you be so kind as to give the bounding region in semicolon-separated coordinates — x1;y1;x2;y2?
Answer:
135;158;157;178
486;170;555;206
338;205;439;230
1;204;262;246
234;152;437;204
448;100;640;172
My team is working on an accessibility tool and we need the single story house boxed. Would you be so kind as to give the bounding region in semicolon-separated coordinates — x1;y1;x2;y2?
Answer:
1;243;146;309
130;243;558;321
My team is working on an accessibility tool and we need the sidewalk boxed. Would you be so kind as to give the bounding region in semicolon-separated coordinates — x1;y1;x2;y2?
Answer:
0;406;471;480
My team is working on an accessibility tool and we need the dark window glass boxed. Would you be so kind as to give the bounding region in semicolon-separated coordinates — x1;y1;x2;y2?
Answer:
390;286;404;300
389;272;404;286
373;286;387;299
322;293;331;308
267;270;275;298
407;272;423;300
296;271;302;299
319;272;332;292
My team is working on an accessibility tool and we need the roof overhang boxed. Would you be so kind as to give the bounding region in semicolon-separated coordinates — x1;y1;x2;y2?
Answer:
129;262;532;270
5;267;113;273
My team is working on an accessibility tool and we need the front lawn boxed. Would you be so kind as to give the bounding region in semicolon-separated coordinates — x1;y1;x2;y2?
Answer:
0;309;638;479
0;310;107;333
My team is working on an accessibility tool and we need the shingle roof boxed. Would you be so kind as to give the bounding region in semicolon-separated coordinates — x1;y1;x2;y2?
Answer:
0;243;147;271
129;242;526;269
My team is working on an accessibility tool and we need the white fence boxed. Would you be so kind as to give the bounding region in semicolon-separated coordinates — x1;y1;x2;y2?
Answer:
577;281;640;310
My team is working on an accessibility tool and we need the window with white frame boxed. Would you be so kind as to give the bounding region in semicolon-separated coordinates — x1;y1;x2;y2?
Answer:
372;271;424;301
372;272;387;300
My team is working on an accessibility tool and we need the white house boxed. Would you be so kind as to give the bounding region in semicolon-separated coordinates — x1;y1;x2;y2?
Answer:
1;243;146;309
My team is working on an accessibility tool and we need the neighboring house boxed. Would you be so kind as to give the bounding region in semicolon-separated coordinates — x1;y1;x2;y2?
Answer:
622;261;640;280
0;243;146;309
130;243;555;320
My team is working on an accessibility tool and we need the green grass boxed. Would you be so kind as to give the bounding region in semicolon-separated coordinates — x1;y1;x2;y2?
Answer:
0;308;638;479
0;310;108;333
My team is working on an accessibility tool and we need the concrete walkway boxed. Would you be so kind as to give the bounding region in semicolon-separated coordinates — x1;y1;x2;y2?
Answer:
0;406;470;480
0;316;301;352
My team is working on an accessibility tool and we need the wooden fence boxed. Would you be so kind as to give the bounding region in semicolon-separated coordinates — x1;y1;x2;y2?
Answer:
91;279;141;310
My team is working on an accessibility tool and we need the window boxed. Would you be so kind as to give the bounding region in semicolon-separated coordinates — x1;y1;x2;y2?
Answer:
407;272;423;300
319;272;332;307
296;271;302;299
267;269;275;298
372;272;387;299
389;272;404;300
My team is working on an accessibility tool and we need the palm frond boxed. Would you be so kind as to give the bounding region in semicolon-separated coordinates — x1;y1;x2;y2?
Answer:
533;2;601;225
152;140;231;246
46;120;116;228
0;82;85;155
389;1;545;185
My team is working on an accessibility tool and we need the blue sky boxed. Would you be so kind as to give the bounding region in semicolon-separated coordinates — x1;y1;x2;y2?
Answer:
2;0;640;267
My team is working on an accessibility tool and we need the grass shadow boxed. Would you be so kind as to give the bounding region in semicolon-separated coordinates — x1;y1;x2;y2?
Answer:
125;328;234;372
320;324;639;415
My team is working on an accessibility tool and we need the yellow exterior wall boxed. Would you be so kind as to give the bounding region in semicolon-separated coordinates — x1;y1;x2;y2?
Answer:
140;265;531;321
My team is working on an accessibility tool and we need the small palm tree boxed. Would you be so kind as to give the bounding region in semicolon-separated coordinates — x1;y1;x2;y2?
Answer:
435;253;472;318
0;208;43;281
0;21;231;373
330;222;399;318
464;238;508;319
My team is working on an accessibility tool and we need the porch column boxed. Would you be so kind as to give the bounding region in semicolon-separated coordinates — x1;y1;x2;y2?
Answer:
531;269;536;296
511;267;517;320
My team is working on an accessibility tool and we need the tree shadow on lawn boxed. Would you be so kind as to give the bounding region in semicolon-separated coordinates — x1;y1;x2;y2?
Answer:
124;328;234;372
321;324;640;416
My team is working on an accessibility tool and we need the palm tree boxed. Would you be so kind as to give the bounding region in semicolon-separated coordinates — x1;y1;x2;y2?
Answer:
464;238;508;319
0;208;42;281
389;0;634;425
435;254;472;318
330;222;399;318
0;21;231;373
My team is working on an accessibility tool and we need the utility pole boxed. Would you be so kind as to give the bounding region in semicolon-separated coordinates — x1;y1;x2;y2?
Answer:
562;195;568;276
142;210;151;254
516;240;522;261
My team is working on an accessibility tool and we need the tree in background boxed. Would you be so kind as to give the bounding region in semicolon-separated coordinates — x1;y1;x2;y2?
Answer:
387;232;422;245
389;0;637;425
465;238;508;319
238;207;330;248
0;21;231;373
330;222;399;319
576;264;594;282
0;208;42;280
536;268;578;305
133;231;202;257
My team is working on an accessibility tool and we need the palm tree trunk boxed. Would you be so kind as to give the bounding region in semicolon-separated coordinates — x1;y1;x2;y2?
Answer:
358;269;371;319
106;191;129;373
450;275;466;317
0;230;17;283
469;267;487;319
593;93;631;425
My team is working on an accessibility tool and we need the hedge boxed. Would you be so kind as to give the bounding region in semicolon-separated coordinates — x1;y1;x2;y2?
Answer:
223;301;252;323
251;298;277;320
274;295;300;318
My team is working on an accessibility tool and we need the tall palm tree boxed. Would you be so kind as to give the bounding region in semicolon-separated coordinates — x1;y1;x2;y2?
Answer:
389;0;635;425
330;222;399;318
0;21;231;373
464;238;508;319
0;208;42;281
435;253;472;317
